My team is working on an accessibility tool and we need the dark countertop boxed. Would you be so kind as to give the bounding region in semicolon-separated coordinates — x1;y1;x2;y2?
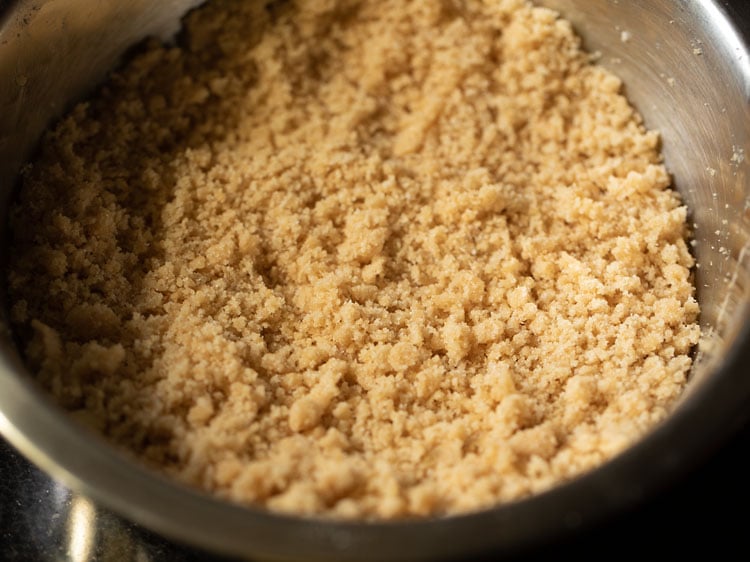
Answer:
2;420;750;561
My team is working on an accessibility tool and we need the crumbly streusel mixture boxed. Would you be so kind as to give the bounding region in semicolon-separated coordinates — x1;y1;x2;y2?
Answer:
8;0;700;518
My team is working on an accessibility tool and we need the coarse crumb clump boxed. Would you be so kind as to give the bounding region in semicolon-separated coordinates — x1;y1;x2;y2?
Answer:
8;0;700;519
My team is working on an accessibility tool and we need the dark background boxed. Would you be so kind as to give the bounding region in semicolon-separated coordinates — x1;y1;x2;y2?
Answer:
2;421;750;561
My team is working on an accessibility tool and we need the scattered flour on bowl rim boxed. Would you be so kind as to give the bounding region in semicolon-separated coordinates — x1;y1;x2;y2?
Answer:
8;0;700;519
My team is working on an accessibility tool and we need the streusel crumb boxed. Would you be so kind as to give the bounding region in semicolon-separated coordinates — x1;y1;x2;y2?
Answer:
8;0;700;518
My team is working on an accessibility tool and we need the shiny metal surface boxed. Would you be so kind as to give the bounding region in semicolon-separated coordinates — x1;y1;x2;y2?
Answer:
0;439;206;562
0;1;748;561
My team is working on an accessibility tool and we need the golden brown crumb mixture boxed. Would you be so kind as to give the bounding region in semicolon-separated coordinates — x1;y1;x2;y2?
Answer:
8;0;700;518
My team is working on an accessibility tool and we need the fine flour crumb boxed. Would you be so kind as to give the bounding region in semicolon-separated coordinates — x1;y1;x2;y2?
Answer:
731;145;746;165
8;0;700;519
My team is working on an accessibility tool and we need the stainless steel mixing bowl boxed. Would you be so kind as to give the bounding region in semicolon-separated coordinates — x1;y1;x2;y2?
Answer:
0;1;748;560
